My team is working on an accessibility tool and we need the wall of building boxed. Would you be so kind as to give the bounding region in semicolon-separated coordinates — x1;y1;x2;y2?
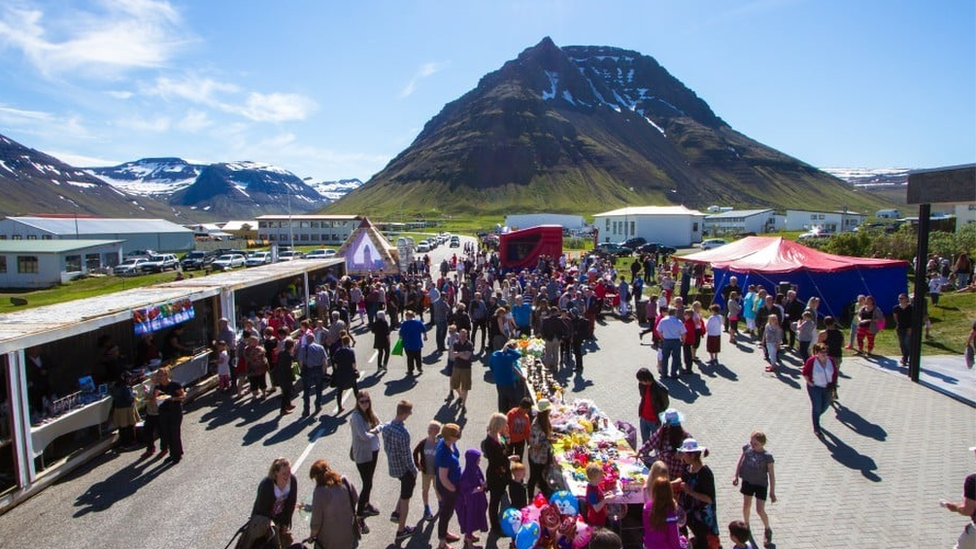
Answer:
598;215;703;247
0;244;122;289
785;211;866;233
0;220;193;254
257;219;358;245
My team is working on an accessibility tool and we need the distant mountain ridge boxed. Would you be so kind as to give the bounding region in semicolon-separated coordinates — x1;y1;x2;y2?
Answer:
328;37;892;216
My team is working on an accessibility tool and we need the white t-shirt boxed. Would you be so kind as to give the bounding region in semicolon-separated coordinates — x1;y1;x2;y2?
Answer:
705;315;723;336
216;350;230;376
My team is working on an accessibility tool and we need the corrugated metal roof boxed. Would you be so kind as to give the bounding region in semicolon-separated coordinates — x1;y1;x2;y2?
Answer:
0;257;343;354
0;240;123;253
593;206;705;217
8;216;192;235
704;209;774;219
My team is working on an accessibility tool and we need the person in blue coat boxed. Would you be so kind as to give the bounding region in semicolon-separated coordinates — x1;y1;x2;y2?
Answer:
398;310;428;376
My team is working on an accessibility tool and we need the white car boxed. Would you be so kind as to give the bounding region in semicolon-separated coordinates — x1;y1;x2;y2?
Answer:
700;238;728;251
245;251;271;267
416;242;430;253
113;257;149;276
304;249;336;259
278;250;303;261
212;254;245;270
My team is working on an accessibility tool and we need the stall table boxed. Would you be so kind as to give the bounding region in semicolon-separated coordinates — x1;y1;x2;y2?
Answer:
30;396;112;459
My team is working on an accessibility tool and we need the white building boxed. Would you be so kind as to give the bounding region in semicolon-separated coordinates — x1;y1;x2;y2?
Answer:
593;205;706;247
256;215;361;245
703;209;776;236
785;210;867;233
504;213;586;231
0;240;123;289
0;216;194;253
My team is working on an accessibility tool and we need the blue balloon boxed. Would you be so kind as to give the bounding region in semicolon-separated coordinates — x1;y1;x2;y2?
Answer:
549;490;579;516
516;521;541;549
500;507;523;538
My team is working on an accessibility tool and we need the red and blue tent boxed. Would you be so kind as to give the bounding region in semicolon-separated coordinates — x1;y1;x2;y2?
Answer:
678;237;909;319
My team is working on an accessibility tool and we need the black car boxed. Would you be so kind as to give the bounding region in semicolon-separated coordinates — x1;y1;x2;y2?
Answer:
180;250;215;270
596;243;631;256
635;242;676;255
616;237;647;251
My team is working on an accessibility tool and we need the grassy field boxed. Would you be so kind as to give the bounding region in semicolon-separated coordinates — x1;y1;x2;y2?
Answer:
0;271;187;314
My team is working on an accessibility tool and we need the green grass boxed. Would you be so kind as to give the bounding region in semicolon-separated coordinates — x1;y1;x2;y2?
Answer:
0;271;188;313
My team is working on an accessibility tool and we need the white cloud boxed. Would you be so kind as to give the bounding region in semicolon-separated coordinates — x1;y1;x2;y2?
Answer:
116;115;171;132
48;150;119;167
400;61;449;98
0;0;191;77
146;75;239;107
178;110;212;132
0;104;91;139
107;90;134;99
239;92;317;122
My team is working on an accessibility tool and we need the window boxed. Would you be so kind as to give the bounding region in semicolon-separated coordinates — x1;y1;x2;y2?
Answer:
42;235;52;240
311;221;320;229
818;215;825;220
65;255;81;272
300;234;309;241
300;221;309;229
810;214;817;220
27;235;37;240
605;219;610;230
86;254;100;270
17;256;38;274
11;235;22;240
630;221;636;236
693;221;699;231
0;235;5;240
258;221;268;229
0;256;6;273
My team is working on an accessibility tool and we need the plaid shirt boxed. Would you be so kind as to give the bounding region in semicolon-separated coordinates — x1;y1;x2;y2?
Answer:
639;427;691;481
382;419;418;478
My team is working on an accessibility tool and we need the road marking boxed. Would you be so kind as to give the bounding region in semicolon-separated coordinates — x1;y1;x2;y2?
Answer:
368;350;378;363
294;425;325;470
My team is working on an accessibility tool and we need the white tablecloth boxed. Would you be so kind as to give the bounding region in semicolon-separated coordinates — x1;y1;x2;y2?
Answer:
30;397;112;458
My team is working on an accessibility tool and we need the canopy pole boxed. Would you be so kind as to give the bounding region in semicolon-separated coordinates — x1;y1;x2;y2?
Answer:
908;203;930;382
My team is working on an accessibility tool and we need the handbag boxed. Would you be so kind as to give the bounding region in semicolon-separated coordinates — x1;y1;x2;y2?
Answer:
341;477;362;540
391;338;404;356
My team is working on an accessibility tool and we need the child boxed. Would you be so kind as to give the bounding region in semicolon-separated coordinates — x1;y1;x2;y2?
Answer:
506;398;533;462
508;461;528;510
727;291;742;344
795;311;816;362
732;432;776;547
742;285;758;336
457;448;489;548
215;340;231;392
705;304;723;365
585;462;616;528
412;420;442;521
928;271;945;306
762;315;782;372
728;520;756;549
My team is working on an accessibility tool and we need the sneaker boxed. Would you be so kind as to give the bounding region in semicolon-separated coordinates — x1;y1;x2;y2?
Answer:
389;510;400;522
764;365;776;372
362;504;379;517
423;506;434;521
359;520;370;535
395;526;415;541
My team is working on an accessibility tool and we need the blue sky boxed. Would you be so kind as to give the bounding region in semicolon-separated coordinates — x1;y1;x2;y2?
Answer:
0;0;972;182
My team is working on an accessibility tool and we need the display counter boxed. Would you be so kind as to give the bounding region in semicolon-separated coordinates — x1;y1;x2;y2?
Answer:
130;348;212;408
30;396;112;459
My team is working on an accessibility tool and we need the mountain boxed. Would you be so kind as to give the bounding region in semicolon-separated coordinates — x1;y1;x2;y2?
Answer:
0;133;186;219
168;161;330;219
308;178;364;201
86;158;203;197
328;37;892;217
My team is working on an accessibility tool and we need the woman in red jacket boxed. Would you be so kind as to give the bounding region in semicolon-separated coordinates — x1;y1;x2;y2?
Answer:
801;343;839;437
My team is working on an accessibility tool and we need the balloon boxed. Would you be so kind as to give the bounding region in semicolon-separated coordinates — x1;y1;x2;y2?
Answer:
572;520;592;549
557;515;577;537
540;504;561;530
533;493;548;508
549;490;580;516
522;505;541;525
500;507;523;538
516;521;541;549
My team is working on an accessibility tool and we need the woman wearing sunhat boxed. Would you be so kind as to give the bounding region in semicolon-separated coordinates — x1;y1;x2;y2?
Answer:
527;399;555;499
638;408;693;481
677;438;719;549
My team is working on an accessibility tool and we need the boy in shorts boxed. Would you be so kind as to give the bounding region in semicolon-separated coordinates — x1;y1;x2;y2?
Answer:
732;431;776;547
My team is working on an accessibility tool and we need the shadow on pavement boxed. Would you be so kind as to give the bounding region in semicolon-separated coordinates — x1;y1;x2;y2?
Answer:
698;360;738;381
571;372;594;392
819;428;881;482
242;414;280;446
434;402;467;429
72;451;171;517
832;403;888;441
384;375;418;397
661;377;701;404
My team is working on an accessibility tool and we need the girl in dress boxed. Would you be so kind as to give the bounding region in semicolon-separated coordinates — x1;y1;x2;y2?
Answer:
456;448;489;549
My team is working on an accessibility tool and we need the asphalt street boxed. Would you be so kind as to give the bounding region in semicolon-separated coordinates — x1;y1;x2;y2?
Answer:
0;236;971;549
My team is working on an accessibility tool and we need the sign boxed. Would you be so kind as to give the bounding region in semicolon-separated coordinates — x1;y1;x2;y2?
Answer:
132;298;195;335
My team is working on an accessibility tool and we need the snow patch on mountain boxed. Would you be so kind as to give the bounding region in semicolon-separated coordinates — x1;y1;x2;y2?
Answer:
308;178;364;201
821;167;911;187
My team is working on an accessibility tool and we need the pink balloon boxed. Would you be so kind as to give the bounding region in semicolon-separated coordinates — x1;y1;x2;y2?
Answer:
522;506;541;524
573;520;592;549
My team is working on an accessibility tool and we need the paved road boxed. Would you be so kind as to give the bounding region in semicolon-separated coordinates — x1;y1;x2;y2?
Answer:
0;237;970;549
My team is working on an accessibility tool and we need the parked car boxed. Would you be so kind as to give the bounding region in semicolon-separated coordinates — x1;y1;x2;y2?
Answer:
449;236;460;248
139;254;179;273
616;237;647;250
798;231;831;241
416;241;430;253
278;250;303;261
304;249;336;259
124;249;154;260
180;250;214;270
212;254;245;270
596;242;631;256
635;242;676;255
700;238;728;250
245;251;272;267
113;257;149;276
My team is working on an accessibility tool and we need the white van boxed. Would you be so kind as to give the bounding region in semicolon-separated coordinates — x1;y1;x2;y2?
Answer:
875;209;902;219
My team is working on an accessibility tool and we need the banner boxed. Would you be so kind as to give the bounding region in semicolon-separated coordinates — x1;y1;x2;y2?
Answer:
132;298;195;335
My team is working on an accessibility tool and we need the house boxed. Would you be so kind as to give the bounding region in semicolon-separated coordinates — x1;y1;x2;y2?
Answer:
593;205;706;247
0;239;123;288
220;220;259;241
0;216;194;253
785;209;867;233
703;209;776;236
255;214;361;246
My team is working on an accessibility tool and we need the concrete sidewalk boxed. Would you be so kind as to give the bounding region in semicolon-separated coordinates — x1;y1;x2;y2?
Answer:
856;354;975;407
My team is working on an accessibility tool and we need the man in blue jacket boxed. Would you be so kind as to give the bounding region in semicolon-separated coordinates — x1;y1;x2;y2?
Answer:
489;341;524;413
398;310;428;376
